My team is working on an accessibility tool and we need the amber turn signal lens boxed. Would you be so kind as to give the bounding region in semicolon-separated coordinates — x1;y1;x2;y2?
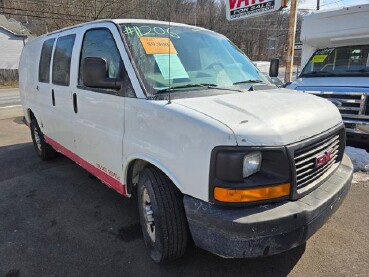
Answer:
214;183;291;203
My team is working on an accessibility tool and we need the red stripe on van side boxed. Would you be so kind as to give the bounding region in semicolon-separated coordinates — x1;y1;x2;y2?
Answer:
44;135;126;196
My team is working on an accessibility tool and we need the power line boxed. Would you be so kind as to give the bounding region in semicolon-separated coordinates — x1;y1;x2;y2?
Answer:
299;0;344;10
9;0;90;9
6;0;131;9
0;10;88;22
1;1;137;21
0;6;92;19
8;0;123;5
9;0;96;11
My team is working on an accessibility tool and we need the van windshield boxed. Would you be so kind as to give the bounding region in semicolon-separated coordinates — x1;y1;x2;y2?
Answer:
301;45;369;77
120;23;269;96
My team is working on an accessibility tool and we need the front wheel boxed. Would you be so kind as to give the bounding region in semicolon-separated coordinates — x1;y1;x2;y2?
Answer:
30;119;57;160
137;167;189;263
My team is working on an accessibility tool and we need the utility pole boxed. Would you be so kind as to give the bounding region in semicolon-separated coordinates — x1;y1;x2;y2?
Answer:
317;0;320;10
94;0;97;20
194;0;198;26
285;0;298;83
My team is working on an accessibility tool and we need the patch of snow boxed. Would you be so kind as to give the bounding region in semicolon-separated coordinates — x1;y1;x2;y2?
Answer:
345;147;369;172
352;172;369;184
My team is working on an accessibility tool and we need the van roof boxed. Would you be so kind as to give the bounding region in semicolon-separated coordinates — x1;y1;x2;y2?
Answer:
43;19;208;37
301;3;369;48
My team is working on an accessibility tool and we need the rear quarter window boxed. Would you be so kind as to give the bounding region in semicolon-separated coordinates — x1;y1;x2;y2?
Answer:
38;38;55;83
52;34;76;86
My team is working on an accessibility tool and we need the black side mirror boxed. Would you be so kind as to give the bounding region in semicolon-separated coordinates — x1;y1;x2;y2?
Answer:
82;57;121;90
269;58;280;78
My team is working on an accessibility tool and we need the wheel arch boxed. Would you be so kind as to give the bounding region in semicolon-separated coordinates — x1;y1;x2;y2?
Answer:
125;155;184;196
26;108;35;124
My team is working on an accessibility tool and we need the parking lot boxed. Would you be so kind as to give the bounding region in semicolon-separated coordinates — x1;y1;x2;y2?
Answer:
0;88;22;120
1;112;369;276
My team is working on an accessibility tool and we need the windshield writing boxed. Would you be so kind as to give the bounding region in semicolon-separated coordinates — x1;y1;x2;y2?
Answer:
121;23;269;96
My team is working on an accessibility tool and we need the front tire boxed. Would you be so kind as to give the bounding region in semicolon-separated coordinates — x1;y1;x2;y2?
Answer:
30;119;57;161
137;167;189;263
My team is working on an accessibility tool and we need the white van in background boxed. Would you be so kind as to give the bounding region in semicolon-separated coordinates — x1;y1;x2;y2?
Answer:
19;19;353;263
288;4;369;144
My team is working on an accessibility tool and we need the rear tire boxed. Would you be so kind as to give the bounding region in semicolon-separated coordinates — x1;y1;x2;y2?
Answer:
30;119;57;161
137;167;189;263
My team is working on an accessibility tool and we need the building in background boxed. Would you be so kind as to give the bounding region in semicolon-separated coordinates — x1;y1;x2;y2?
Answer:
0;14;31;84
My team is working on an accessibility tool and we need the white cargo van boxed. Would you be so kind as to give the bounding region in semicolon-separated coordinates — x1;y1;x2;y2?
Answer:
288;4;369;144
19;19;353;263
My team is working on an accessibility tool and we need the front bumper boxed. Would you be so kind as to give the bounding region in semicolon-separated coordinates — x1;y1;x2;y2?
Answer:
184;154;353;258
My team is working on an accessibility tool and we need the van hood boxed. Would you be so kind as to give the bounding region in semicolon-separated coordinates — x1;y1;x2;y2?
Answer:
173;89;342;146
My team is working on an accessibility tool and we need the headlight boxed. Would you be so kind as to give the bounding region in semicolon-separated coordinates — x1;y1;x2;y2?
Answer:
243;151;262;178
210;147;291;206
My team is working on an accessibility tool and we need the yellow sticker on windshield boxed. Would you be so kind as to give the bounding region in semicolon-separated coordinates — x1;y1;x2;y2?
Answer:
140;37;178;55
312;54;328;63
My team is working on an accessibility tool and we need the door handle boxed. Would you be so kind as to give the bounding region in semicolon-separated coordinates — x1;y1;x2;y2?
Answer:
73;93;78;113
52;89;55;106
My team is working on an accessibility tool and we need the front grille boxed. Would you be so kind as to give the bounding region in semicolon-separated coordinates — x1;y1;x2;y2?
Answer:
309;92;369;132
310;92;362;116
294;131;343;191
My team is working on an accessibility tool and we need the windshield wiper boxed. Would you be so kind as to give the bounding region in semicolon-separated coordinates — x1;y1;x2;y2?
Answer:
302;71;336;76
156;83;218;94
156;83;243;94
233;80;264;85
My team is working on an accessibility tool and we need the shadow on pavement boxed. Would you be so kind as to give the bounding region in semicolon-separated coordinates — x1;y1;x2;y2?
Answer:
12;116;24;125
0;142;305;276
162;242;305;277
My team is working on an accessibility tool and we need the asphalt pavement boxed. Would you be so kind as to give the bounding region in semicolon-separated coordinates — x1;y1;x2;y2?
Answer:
0;88;22;120
0;88;21;107
0;117;368;277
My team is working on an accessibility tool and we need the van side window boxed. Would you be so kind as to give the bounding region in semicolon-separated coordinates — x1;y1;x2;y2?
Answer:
52;34;76;86
38;38;55;83
79;29;123;86
79;28;135;97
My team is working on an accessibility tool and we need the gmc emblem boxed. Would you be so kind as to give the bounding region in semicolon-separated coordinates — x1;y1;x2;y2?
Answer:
315;149;333;169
